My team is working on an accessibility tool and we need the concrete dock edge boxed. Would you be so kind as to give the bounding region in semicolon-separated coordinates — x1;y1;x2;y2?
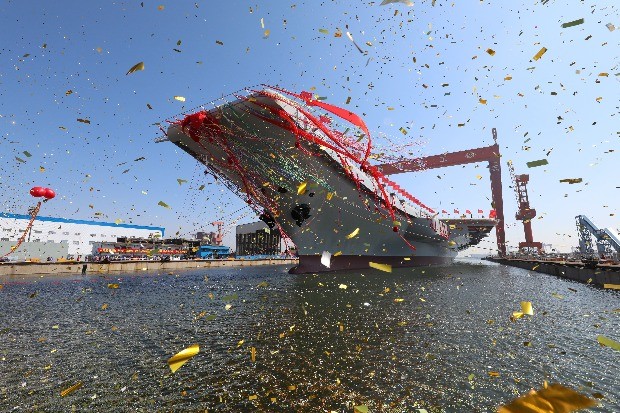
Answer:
0;258;299;277
485;257;620;287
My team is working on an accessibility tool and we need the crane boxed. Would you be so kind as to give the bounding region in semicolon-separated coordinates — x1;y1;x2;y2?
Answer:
506;161;543;253
376;128;507;256
575;215;620;260
210;221;224;246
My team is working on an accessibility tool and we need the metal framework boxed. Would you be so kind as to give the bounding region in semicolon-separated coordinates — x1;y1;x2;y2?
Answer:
210;221;224;246
507;162;543;253
376;128;506;256
575;215;620;259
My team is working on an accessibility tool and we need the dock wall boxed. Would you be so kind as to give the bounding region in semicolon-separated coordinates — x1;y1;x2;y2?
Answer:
0;258;298;277
487;258;620;287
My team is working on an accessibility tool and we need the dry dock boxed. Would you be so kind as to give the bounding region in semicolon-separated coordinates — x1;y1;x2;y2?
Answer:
486;257;620;287
0;258;298;277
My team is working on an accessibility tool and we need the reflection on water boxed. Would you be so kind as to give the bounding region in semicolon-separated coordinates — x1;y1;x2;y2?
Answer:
0;260;618;412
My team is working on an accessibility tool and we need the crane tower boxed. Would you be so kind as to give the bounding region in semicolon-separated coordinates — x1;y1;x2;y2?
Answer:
507;161;543;253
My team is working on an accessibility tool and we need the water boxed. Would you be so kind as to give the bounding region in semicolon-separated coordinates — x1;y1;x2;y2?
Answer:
0;260;618;412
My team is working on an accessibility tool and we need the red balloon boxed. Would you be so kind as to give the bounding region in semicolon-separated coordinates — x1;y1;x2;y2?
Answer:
30;187;45;197
43;188;56;199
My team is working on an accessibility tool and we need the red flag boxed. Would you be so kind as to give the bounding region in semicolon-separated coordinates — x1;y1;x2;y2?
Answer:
454;209;460;214
441;209;448;214
465;210;472;214
489;209;497;219
478;209;484;214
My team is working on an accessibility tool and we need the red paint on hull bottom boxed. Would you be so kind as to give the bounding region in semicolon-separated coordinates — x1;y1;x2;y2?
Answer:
289;254;454;274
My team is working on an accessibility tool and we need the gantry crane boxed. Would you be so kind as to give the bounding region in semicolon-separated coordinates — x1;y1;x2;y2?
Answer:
575;215;620;260
377;128;507;256
210;221;224;245
507;161;543;253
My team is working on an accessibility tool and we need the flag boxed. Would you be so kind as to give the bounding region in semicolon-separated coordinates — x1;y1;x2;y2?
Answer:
454;209;459;214
441;210;448;214
478;209;484;214
489;209;497;219
465;210;472;214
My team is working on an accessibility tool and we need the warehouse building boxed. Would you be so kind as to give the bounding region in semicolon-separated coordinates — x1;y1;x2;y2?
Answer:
0;212;164;260
236;221;281;258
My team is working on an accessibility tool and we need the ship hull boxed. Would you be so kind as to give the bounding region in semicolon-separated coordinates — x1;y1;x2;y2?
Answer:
290;254;454;274
166;88;496;273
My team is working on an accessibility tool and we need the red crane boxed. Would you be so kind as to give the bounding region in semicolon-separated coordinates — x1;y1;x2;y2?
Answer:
376;128;506;256
507;161;543;253
210;221;224;246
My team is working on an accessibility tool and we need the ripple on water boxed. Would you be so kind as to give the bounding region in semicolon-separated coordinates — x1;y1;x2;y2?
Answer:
0;262;618;412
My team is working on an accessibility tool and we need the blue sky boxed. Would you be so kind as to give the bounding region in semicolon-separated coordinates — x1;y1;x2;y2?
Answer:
0;0;618;252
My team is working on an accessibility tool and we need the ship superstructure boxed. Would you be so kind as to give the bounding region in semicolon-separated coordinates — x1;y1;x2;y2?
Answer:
165;86;495;273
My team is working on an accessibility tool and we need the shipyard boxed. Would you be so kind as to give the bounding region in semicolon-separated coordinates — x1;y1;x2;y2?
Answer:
1;1;619;412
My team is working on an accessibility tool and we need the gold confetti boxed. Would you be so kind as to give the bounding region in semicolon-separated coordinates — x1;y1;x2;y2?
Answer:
167;344;199;373
287;385;296;391
263;29;270;38
297;182;307;195
488;371;500;377
126;62;145;75
479;98;487;104
250;347;256;362
486;48;496;56
173;96;186;102
369;262;392;273
225;304;232;310
520;301;533;316
157;201;171;209
77;118;91;124
39;166;45;172
597;335;620;351
354;405;369;413
248;394;258;400
177;178;187;186
399;127;408;135
603;284;620;290
107;283;119;289
60;381;83;397
157;5;164;10
101;303;108;310
498;383;596;413
319;28;329;34
394;298;404;302
339;284;348;289
532;47;548;61
345;227;360;239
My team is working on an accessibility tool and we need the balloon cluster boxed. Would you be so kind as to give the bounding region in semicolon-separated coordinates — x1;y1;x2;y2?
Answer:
29;186;56;199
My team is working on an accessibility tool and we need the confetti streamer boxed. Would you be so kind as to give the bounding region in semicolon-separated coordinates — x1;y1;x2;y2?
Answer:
320;251;331;268
369;262;392;272
380;0;413;5
167;344;200;373
561;18;584;28
498;383;596;412
527;159;548;168
520;301;533;315
174;96;186;102
60;381;83;397
597;335;620;351
126;62;145;75
532;47;548;61
345;228;360;239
